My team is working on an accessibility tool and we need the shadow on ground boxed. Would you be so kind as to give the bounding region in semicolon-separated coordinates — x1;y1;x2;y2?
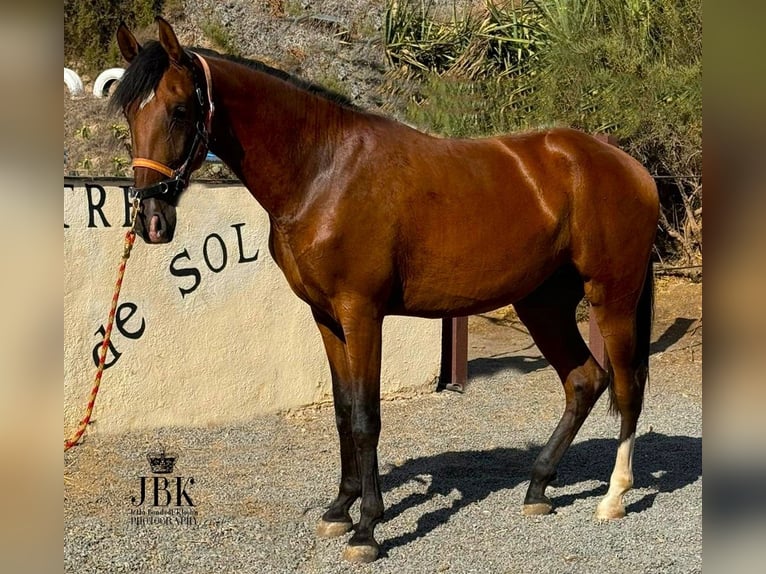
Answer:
378;433;701;554
651;317;698;354
468;353;549;378
466;316;699;380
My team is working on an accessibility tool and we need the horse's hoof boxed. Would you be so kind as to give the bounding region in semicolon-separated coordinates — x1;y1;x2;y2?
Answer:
316;519;352;538
342;544;379;564
594;503;626;521
522;502;553;516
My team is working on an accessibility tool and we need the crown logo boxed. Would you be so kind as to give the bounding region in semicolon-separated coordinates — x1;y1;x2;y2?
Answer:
146;444;177;474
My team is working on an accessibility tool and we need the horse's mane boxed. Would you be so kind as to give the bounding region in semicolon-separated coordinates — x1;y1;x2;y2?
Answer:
191;47;359;110
110;41;357;114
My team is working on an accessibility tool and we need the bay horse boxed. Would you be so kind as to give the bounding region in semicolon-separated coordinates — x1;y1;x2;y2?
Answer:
113;18;659;563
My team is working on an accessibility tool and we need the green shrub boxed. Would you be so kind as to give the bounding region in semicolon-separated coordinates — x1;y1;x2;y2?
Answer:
385;0;542;79
64;1;163;75
199;20;242;57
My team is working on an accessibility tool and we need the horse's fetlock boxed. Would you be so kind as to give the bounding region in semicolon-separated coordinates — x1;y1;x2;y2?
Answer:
340;478;361;497
531;460;556;485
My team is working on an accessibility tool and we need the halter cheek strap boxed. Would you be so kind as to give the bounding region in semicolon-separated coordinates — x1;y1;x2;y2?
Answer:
130;51;214;203
196;53;214;132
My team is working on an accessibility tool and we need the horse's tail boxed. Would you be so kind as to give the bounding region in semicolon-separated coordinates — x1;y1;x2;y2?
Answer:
608;260;655;414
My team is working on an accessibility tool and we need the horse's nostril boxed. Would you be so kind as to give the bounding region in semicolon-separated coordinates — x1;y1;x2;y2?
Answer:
149;214;164;241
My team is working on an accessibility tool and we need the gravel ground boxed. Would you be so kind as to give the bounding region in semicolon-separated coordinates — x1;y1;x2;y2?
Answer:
64;279;702;574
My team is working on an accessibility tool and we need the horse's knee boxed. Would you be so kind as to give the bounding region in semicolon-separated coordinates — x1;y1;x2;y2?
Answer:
351;409;381;448
335;408;353;434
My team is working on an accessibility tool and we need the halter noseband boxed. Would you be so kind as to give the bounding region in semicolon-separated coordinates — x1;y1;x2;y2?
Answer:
129;51;214;204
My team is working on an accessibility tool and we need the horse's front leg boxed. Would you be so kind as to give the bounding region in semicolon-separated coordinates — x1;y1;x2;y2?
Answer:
336;302;384;563
312;309;358;538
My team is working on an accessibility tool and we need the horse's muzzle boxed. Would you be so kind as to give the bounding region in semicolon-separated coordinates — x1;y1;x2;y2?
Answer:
135;200;176;244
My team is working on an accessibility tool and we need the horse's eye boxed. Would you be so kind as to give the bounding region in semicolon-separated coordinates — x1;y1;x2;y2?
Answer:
172;105;187;118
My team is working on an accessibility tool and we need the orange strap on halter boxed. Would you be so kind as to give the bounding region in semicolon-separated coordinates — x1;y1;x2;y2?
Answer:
131;158;176;178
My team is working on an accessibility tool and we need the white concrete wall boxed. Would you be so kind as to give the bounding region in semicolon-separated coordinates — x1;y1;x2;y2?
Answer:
64;180;441;433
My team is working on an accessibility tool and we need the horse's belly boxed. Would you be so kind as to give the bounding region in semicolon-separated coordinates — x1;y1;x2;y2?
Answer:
396;236;564;318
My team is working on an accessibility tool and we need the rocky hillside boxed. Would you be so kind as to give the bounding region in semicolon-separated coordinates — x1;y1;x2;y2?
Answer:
65;0;392;178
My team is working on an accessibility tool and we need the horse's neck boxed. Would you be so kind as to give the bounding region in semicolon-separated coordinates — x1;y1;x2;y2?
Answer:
206;58;359;222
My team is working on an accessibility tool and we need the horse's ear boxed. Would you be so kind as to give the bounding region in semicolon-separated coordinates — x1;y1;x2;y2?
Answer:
156;16;187;66
116;21;141;63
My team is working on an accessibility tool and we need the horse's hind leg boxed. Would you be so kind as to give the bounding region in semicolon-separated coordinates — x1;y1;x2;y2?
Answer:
589;268;653;520
513;269;610;515
590;304;641;520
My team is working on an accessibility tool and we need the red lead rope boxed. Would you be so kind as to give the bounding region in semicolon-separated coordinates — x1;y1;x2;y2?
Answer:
65;200;140;451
